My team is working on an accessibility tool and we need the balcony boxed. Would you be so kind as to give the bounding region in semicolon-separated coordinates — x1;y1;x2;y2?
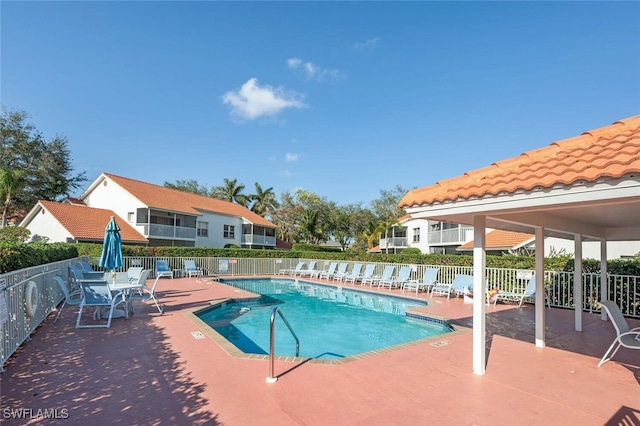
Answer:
241;234;276;247
379;237;409;250
142;223;197;240
428;226;474;245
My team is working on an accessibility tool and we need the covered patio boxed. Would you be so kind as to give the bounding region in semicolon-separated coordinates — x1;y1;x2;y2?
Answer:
400;115;640;375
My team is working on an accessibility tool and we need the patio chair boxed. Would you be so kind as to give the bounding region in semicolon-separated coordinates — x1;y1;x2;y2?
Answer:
378;266;411;290
597;300;640;367
130;275;164;314
358;264;376;286
127;267;144;283
184;260;204;278
403;267;439;294
431;274;473;299
493;274;550;308
343;264;364;284
53;275;82;324
71;263;104;281
333;263;352;282
314;262;337;279
296;260;317;277
156;260;174;279
368;265;395;288
279;261;304;276
321;262;346;280
76;280;127;328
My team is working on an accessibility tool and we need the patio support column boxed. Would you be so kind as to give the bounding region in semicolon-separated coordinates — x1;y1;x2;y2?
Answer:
534;226;546;348
600;240;608;320
574;234;583;332
472;215;486;375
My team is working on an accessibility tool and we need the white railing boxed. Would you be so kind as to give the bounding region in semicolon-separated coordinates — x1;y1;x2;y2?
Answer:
2;256;638;370
241;234;277;247
379;237;409;249
428;226;474;244
143;224;197;240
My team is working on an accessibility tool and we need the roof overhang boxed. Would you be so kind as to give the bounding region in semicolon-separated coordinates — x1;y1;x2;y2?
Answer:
405;175;640;241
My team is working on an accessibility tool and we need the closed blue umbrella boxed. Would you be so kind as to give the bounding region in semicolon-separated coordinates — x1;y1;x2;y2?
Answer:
98;216;123;279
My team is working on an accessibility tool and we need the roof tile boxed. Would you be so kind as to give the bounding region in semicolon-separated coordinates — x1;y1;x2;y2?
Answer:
458;229;533;250
400;115;640;207
39;201;148;243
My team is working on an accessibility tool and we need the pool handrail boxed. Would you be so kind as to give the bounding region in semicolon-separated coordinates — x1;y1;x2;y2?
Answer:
266;306;300;383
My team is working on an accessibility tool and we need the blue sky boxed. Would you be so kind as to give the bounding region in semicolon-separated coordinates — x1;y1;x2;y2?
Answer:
2;2;639;206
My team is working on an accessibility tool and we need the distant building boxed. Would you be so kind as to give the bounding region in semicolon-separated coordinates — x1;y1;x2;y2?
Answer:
21;172;278;249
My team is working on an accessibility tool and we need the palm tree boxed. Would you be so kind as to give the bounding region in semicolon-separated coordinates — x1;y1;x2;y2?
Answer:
0;168;25;227
211;178;250;207
250;183;280;217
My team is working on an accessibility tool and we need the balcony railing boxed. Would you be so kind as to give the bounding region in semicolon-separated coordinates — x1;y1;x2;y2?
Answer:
428;226;474;245
142;224;197;240
379;237;409;249
241;234;276;246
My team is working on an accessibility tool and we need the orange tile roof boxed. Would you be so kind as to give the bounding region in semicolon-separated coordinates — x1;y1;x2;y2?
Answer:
458;229;533;251
39;201;148;243
400;115;640;207
102;173;275;228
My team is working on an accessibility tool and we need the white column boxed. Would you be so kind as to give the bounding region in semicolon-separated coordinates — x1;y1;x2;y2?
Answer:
535;226;546;348
574;234;583;332
600;239;608;320
473;215;486;375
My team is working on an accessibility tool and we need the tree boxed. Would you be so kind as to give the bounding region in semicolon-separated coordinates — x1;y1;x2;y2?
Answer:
270;191;304;243
164;179;211;196
249;182;279;217
211;178;250;207
370;185;408;253
0;106;86;225
0;225;30;243
0;168;25;227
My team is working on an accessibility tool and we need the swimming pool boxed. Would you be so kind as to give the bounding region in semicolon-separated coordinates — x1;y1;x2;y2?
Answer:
196;278;452;360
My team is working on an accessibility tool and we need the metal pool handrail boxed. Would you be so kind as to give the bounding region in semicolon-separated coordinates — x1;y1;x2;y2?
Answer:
266;306;299;384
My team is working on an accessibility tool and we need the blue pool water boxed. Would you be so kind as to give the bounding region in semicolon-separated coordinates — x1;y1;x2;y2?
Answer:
196;278;451;360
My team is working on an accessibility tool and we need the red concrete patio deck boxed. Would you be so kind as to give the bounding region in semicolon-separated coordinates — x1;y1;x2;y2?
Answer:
1;276;638;425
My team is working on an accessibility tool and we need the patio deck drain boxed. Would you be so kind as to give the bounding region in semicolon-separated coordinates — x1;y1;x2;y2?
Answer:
191;331;205;340
430;340;450;347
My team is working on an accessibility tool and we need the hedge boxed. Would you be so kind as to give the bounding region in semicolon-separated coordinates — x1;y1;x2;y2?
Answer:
1;242;638;276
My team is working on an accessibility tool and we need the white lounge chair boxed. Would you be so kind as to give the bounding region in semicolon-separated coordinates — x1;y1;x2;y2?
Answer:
597;300;640;367
329;263;348;281
403;268;439;294
155;260;173;279
315;262;337;279
431;274;473;299
369;265;395;288
296;260;317;277
343;264;364;284
358;264;376;286
279;261;304;276
184;260;204;278
379;266;411;290
493;274;550;308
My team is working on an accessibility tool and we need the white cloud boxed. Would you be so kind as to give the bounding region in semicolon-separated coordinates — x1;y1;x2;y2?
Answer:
285;152;301;162
287;57;342;81
222;78;306;121
278;170;293;177
354;37;381;50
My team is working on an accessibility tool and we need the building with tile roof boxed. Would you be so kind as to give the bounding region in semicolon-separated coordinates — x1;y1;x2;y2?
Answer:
398;114;640;375
22;173;278;248
21;201;148;244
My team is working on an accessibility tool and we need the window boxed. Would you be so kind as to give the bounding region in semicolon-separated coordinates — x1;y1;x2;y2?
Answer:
197;221;208;237
223;225;235;239
127;212;135;222
413;228;420;243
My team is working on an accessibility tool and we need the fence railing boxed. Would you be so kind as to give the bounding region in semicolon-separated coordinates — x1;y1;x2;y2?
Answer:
2;256;638;369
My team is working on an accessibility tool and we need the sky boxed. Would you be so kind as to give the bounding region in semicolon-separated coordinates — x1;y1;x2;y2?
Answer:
2;1;639;207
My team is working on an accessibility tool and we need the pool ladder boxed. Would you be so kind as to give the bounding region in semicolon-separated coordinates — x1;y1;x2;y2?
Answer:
266;306;299;383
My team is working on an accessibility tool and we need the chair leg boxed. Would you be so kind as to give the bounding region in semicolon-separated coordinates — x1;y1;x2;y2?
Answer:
54;300;67;324
598;340;621;367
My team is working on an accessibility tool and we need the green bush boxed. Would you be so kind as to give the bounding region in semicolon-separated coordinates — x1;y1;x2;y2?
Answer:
0;242;78;274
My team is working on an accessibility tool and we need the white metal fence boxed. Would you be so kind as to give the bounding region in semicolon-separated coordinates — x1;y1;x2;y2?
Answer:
2;256;638;369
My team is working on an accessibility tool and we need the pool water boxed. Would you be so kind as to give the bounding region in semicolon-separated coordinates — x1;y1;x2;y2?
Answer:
197;278;451;360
